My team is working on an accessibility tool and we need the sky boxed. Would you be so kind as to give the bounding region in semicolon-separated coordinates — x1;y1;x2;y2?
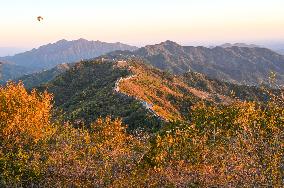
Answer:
1;0;284;51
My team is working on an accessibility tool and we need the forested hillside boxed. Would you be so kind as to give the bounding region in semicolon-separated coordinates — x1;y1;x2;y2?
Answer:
29;57;279;127
38;59;161;131
0;79;283;187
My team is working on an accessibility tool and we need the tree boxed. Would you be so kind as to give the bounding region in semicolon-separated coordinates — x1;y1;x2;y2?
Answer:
0;82;54;186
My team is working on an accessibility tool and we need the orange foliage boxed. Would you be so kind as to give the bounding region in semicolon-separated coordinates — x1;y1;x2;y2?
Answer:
0;82;53;145
118;62;183;121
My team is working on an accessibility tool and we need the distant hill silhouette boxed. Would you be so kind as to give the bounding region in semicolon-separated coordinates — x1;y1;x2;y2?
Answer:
0;39;137;82
17;63;74;89
0;62;29;84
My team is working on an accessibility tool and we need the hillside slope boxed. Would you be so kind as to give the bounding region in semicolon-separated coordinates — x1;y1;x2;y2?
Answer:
38;59;161;131
117;59;273;121
33;57;275;125
16;63;74;89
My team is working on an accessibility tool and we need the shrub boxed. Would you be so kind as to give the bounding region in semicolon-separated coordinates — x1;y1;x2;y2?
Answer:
145;101;283;187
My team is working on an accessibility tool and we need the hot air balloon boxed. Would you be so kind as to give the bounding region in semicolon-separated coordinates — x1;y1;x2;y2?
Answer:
37;16;43;21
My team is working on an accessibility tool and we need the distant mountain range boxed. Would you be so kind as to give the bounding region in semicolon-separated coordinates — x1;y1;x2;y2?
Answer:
219;43;261;48
219;43;284;55
0;47;27;56
0;39;137;82
2;39;284;87
131;41;284;86
276;49;284;55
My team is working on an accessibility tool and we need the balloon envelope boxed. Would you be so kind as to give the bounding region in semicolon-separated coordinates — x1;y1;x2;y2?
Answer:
37;16;43;21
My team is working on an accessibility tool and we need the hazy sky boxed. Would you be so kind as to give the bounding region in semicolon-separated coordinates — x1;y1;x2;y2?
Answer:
1;0;284;48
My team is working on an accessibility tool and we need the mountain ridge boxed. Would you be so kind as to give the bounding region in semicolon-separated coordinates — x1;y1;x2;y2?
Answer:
133;41;284;86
